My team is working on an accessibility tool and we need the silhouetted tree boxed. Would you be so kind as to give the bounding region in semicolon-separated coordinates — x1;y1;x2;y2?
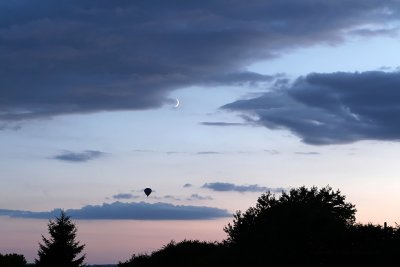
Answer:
0;253;27;267
35;210;86;267
118;185;400;267
344;223;400;265
224;186;357;265
118;240;231;267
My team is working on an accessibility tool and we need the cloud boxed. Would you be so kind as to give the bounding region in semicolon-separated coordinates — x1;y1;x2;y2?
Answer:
0;202;230;220
202;71;276;86
223;71;400;145
1;1;399;121
196;151;222;155
202;182;284;193
295;152;320;155
149;193;213;201
349;27;399;37
165;151;186;155
52;150;106;162
162;195;182;201
183;183;193;188
112;193;139;200
0;123;22;131
187;194;213;201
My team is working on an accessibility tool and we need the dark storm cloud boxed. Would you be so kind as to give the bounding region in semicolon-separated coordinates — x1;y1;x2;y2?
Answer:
1;1;399;121
202;182;284;193
52;150;106;162
223;71;400;145
0;202;230;220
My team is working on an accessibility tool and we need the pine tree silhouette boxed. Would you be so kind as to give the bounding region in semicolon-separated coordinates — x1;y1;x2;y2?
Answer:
35;210;86;267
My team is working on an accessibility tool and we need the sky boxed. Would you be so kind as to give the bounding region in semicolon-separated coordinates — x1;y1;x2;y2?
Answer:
1;0;400;264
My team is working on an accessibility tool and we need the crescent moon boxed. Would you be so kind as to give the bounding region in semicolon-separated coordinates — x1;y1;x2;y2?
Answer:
174;98;180;108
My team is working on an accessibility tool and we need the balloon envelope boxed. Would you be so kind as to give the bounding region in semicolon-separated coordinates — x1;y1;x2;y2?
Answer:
144;188;152;197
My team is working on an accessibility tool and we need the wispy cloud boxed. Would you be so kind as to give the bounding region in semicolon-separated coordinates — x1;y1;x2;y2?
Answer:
196;151;222;155
162;195;182;201
0;202;230;220
112;193;139;200
165;151;185;155
1;1;399;121
187;194;213;201
0;123;22;131
52;150;106;162
295;152;320;155
202;182;285;193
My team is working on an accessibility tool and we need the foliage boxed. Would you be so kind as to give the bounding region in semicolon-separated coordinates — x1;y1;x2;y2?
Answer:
119;186;400;266
118;240;232;267
220;185;400;266
225;186;355;242
0;253;27;267
35;210;86;267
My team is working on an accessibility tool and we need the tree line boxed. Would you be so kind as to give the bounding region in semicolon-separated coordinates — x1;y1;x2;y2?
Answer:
3;186;400;267
118;186;400;267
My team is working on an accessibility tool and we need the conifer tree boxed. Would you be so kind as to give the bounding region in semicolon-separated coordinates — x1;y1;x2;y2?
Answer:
36;210;86;267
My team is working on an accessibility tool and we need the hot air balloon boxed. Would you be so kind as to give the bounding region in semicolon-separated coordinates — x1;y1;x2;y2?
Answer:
144;188;152;197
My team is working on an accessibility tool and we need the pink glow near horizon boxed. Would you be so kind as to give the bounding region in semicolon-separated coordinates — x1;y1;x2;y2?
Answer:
0;217;230;264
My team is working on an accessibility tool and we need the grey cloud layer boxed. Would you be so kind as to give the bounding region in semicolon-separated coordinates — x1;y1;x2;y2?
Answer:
1;1;399;120
52;150;106;162
202;182;284;193
0;201;229;220
223;71;400;145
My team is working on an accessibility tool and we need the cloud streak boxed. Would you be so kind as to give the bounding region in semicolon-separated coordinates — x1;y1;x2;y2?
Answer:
187;194;213;201
202;182;284;193
0;202;230;220
52;150;106;162
223;71;400;145
295;152;320;155
1;1;399;121
112;193;139;200
196;151;222;155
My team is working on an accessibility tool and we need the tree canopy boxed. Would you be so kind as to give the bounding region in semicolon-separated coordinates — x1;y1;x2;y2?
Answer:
221;186;400;266
224;185;356;246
